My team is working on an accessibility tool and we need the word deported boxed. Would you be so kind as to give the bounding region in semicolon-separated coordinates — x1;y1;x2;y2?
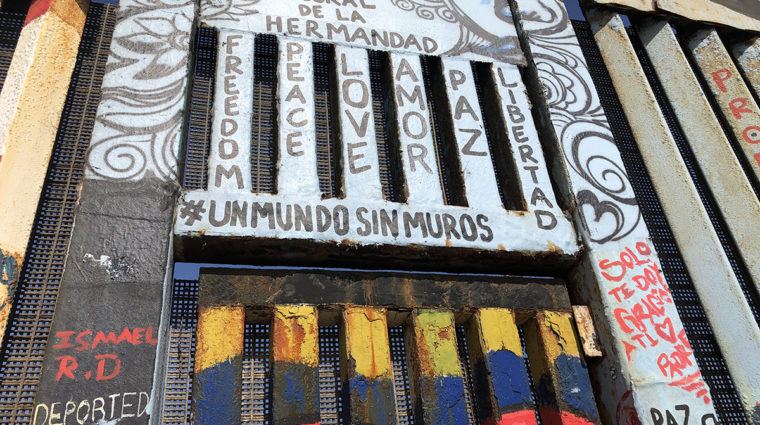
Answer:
33;391;149;425
52;326;158;382
599;242;711;405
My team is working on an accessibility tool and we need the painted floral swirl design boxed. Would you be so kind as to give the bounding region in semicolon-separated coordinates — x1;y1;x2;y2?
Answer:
86;0;194;181
518;0;642;245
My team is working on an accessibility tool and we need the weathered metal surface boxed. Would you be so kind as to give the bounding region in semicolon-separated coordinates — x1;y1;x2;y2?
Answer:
512;0;720;422
523;311;600;425
588;7;750;422
731;36;760;102
198;268;572;312
271;304;322;425
686;28;760;195
572;305;602;358
209;29;254;192
408;309;468;425
590;0;760;32
389;52;444;205
0;0;87;347
638;14;760;344
341;306;396;425
278;37;320;198
32;0;195;422
200;0;525;64
441;57;502;209
192;305;245;425
336;45;384;201
492;63;563;227
464;308;537;425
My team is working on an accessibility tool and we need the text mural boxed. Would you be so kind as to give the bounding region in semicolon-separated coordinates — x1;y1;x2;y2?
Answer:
176;4;577;258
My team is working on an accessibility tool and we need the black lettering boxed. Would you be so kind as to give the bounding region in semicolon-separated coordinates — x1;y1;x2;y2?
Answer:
476;214;493;242
460;128;486;156
317;205;332;232
266;15;283;33
225;95;239;116
403;211;428;237
356;207;371;236
225;34;242;55
395;58;418;82
651;408;664;425
251;202;275;229
379;209;399;237
530;187;553;208
524;165;539;184
535;210;557;230
334;205;350;236
276;203;293;231
348;142;371;174
294;204;313;231
454;96;479;121
342;78;369;108
285;85;307;103
345;110;369;137
209;200;230;227
287;108;307;127
518;144;538;163
442;213;460;240
675;405;689;425
225;55;242;75
426;213;443;238
506;105;525;123
230;201;247;227
448;69;466;91
396;85;424;109
287;133;305;157
215;164;244;189
459;214;477;241
218;138;239;160
408;143;432;173
512;125;529;144
221;118;238;136
402;111;428;140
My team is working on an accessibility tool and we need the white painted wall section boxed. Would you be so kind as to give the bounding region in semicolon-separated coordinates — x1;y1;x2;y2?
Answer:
209;29;254;192
389;53;444;206
441;58;502;210
335;45;383;201
493;63;561;225
277;37;320;198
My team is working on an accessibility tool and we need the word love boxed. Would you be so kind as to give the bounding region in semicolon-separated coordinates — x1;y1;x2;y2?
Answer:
52;326;158;382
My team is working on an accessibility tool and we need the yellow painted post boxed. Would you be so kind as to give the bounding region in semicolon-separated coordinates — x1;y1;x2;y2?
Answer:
341;306;396;425
523;311;600;425
271;304;321;425
408;309;468;425
192;305;245;425
465;308;537;425
0;0;88;345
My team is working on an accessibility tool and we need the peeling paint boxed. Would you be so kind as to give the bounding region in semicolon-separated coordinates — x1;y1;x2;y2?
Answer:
272;304;319;366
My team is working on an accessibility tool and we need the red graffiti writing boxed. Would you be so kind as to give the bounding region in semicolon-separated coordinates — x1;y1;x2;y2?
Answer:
711;68;760;167
52;327;157;382
599;242;709;405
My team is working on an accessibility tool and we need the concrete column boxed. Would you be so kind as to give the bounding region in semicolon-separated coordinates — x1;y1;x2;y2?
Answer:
0;0;87;346
271;304;321;425
523;311;600;425
407;309;468;425
511;0;720;422
192;305;245;425
464;308;537;425
30;1;195;423
341;306;396;425
588;10;760;423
